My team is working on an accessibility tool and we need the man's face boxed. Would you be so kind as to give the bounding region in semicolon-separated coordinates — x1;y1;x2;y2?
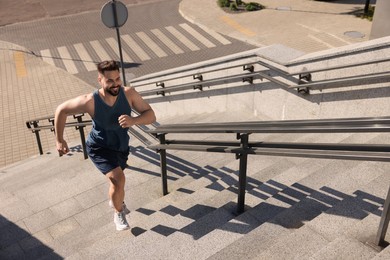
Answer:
99;70;122;96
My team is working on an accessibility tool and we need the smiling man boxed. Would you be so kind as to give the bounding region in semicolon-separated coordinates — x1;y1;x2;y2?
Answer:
54;60;156;231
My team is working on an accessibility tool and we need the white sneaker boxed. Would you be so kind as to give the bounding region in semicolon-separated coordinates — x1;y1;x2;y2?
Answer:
109;200;130;215
114;210;130;231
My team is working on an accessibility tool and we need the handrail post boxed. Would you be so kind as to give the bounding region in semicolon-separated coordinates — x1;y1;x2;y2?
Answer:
74;114;88;159
158;134;168;195
237;133;249;214
376;185;390;246
32;121;44;155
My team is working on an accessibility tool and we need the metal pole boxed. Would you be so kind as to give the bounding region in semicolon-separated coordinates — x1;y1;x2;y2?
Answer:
364;0;370;14
33;130;43;155
111;0;126;85
237;133;249;214
158;134;168;195
376;186;390;246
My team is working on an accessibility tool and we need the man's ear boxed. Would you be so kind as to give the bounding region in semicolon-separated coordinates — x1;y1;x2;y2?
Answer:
97;73;103;85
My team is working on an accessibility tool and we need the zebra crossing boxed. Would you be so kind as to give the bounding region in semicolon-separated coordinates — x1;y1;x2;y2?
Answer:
38;23;232;75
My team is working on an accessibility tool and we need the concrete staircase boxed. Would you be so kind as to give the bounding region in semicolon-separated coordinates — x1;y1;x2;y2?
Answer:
2;38;390;259
1;116;390;259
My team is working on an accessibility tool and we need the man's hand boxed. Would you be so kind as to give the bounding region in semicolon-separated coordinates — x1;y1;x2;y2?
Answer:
56;140;69;156
118;115;136;128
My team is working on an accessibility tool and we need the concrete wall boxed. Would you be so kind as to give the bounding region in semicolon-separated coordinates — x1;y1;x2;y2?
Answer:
370;0;390;39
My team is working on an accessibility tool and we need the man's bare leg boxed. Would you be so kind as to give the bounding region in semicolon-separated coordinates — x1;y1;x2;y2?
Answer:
106;167;129;230
106;167;126;212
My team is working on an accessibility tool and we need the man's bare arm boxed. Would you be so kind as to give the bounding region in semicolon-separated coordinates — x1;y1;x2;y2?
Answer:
119;87;156;128
55;94;93;154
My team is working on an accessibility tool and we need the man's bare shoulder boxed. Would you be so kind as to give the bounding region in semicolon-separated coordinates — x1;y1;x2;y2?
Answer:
79;93;94;101
72;93;94;105
123;86;136;94
123;86;141;100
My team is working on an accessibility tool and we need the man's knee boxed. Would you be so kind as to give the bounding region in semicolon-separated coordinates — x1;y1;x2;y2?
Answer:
107;167;125;188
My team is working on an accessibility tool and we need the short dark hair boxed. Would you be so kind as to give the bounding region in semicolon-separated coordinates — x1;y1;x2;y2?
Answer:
97;60;119;74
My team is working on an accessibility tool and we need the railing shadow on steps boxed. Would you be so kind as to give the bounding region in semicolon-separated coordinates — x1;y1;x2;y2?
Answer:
123;144;386;244
145;116;390;247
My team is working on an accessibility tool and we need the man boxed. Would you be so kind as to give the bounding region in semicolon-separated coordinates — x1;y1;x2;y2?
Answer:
55;60;156;231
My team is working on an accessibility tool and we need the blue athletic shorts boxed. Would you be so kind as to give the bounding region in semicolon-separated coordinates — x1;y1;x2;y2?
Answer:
86;142;129;175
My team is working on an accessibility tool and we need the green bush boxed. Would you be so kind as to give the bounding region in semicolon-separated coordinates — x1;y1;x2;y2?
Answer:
217;0;230;8
245;2;264;11
230;2;238;11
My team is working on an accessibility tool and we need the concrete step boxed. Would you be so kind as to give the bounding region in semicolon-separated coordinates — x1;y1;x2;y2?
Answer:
76;169;282;258
2;122;390;259
372;244;390;259
55;139;363;259
309;174;390;258
206;158;380;259
18;144;240;258
62;154;291;259
80;154;334;259
247;161;389;259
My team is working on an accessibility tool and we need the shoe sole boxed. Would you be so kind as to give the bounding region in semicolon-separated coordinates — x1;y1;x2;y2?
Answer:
116;225;130;231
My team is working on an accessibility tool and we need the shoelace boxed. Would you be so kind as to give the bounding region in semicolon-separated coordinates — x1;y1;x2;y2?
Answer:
117;211;126;224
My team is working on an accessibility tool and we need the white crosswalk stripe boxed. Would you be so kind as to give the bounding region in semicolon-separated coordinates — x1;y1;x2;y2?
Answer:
40;49;55;66
136;32;167;58
179;23;216;48
73;43;96;71
121;34;151;61
106;37;133;62
151;28;184;54
165;26;200;51
38;23;232;74
57;46;78;74
196;24;231;45
90;40;111;61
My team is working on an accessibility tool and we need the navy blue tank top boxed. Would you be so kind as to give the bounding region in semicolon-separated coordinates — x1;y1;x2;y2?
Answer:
87;87;132;152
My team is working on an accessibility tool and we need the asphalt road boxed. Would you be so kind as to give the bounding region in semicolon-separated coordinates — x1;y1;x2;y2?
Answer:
0;0;167;26
0;0;256;86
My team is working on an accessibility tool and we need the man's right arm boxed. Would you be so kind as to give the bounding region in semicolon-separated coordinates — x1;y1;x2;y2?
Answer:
55;94;93;155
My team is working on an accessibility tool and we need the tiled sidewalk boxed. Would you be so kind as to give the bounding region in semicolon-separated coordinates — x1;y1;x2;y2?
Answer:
0;41;95;168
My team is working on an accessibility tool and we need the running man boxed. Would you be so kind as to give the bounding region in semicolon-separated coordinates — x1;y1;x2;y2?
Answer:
54;60;156;230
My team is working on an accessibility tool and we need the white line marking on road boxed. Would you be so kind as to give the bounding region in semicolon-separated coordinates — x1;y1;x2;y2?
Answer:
196;24;231;45
327;33;351;44
179;23;216;48
136;32;167;58
73;43;96;71
308;34;335;48
57;46;78;74
165;26;200;51
40;49;55;66
90;40;111;61
121;35;151;61
151;29;184;54
106;37;133;62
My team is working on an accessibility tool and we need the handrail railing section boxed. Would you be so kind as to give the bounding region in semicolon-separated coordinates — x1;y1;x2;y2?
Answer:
26;112;158;159
146;116;390;247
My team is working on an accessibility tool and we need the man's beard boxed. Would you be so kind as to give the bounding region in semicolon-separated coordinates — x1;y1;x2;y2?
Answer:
106;85;121;96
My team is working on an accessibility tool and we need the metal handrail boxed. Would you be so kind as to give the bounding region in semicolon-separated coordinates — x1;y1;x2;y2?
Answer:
147;116;390;134
26;114;91;159
139;72;260;97
147;116;390;247
130;51;259;86
26;112;158;158
131;43;389;98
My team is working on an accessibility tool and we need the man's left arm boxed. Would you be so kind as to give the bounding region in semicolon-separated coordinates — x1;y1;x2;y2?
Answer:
119;87;156;128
